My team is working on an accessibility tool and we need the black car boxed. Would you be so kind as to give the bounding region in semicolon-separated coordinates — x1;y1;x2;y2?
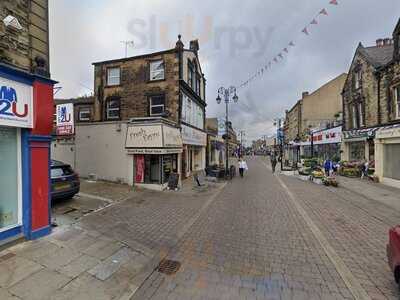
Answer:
51;160;80;200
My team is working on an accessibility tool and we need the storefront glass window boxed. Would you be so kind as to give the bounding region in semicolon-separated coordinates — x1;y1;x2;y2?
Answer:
144;155;160;184
162;155;177;184
0;127;19;230
349;141;365;161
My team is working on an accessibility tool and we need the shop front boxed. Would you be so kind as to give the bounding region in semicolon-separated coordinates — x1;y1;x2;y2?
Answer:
375;124;400;188
125;119;182;190
0;64;55;245
181;124;207;178
342;127;379;162
298;126;342;161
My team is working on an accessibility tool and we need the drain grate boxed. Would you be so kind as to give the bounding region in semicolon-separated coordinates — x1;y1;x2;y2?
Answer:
157;259;181;275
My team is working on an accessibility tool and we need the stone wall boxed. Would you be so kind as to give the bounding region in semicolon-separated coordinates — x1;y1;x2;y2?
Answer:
0;0;49;76
93;51;180;123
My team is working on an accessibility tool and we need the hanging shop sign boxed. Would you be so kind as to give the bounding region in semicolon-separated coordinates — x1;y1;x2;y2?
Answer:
56;103;74;135
181;124;207;146
217;118;226;136
0;77;33;128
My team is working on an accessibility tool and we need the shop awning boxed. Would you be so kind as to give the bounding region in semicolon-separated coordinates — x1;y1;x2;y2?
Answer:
343;127;380;140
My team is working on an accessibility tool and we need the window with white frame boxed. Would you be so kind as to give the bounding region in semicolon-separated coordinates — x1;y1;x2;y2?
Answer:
150;60;165;81
79;107;91;121
149;95;165;116
354;70;362;89
352;105;357;128
181;93;204;129
107;67;120;86
395;85;400;119
106;98;120;120
358;102;364;126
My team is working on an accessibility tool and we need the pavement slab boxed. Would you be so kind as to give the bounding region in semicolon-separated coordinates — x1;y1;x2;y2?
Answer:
0;255;43;288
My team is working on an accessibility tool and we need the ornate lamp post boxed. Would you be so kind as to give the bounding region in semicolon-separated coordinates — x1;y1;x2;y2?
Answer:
216;86;239;174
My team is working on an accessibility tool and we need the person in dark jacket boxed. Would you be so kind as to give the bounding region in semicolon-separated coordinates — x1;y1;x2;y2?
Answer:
271;155;277;173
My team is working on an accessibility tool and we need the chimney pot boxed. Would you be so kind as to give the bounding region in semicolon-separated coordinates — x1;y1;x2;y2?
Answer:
189;39;200;53
302;91;309;98
383;38;393;46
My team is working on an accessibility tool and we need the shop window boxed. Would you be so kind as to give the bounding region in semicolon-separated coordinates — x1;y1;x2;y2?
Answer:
395;85;400;119
0;127;20;230
107;67;120;86
79;107;91;121
144;155;160;183
149;60;165;81
383;144;400;180
149;95;165;116
106;97;120;120
162;155;178;184
349;141;365;161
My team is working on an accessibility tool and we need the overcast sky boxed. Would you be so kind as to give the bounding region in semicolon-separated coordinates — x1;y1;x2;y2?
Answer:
49;0;399;143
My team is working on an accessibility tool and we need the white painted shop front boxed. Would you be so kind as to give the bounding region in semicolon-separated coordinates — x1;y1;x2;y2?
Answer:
181;124;207;178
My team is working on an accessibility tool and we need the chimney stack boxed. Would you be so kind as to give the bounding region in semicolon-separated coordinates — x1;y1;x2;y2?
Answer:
376;39;384;47
383;38;393;46
302;91;309;98
189;39;200;54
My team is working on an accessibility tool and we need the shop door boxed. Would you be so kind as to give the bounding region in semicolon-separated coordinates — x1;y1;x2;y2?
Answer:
0;127;20;231
383;144;400;180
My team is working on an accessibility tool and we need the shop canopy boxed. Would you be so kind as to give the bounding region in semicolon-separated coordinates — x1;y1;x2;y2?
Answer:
342;127;380;140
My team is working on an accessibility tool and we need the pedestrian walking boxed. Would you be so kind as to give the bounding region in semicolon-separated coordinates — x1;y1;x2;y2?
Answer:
271;155;277;173
324;159;333;177
361;160;369;179
238;158;248;178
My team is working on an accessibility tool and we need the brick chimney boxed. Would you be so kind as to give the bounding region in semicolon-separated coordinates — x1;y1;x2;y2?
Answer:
376;39;384;47
302;91;309;99
383;38;393;46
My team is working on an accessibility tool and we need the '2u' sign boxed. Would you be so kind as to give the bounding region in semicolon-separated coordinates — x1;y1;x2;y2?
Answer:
0;86;29;118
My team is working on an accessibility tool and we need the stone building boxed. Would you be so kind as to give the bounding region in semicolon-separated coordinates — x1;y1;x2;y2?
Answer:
284;74;346;163
0;0;50;77
0;0;55;245
341;18;400;187
53;36;207;189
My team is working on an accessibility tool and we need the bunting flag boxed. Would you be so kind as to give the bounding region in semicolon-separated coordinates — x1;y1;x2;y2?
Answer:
320;8;328;15
236;0;340;90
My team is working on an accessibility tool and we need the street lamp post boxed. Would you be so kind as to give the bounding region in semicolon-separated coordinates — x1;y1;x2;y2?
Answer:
216;86;239;176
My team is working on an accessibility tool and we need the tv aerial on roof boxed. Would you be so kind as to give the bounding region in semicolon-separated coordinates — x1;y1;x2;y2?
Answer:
3;15;23;30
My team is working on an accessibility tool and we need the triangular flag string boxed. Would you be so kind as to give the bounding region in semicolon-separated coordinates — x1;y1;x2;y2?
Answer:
236;0;340;90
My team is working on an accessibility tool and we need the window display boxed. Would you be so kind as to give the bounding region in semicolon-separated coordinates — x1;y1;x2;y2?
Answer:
0;127;20;230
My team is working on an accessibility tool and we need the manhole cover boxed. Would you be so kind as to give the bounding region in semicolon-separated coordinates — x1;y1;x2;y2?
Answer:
157;259;181;275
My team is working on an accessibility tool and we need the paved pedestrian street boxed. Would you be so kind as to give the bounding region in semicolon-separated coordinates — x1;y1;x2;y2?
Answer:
1;156;400;300
132;157;400;300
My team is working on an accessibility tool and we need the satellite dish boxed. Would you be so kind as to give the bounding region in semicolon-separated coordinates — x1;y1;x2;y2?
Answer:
3;15;23;30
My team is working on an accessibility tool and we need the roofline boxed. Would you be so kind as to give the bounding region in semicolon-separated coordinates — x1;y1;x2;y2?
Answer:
306;72;347;98
92;47;198;66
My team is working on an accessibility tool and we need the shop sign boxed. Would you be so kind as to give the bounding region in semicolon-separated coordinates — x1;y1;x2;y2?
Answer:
127;148;182;154
376;125;400;139
181;124;207;146
163;125;183;148
56;103;74;135
310;126;342;145
126;125;163;148
0;77;33;128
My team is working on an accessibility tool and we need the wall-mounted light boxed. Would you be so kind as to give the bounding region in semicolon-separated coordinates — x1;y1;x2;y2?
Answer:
3;15;23;30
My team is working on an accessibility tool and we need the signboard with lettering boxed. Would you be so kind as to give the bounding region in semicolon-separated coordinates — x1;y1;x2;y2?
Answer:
126;124;182;150
181;124;207;146
0;77;33;128
56;103;74;135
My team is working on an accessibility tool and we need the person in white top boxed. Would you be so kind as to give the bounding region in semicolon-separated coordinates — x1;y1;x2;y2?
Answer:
238;158;248;178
